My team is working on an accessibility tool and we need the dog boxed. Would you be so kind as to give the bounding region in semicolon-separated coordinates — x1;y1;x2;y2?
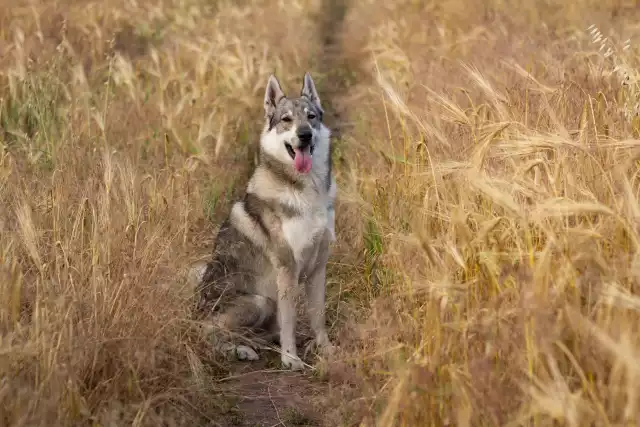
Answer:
190;72;336;370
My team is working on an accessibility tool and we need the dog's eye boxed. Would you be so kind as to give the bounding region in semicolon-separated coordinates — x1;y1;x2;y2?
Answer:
281;115;292;122
307;113;316;119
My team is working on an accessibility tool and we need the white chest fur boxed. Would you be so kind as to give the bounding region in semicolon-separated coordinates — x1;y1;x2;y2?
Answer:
281;196;328;262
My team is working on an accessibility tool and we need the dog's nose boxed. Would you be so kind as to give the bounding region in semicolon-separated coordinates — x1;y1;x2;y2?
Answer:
296;126;313;147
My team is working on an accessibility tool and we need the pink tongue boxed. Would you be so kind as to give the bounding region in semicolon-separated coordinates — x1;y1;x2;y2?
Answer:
294;149;312;173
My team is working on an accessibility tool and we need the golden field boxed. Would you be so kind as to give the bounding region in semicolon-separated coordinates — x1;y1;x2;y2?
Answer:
1;0;639;426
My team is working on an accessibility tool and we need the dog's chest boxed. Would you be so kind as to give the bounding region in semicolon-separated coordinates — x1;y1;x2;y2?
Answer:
281;203;327;262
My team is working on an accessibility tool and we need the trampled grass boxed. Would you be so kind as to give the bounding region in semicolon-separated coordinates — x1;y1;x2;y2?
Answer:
1;0;640;426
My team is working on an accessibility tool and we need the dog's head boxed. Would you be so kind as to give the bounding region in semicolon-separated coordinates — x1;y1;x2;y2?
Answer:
260;72;328;175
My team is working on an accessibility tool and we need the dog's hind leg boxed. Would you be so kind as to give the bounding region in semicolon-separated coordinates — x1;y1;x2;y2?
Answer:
208;294;276;361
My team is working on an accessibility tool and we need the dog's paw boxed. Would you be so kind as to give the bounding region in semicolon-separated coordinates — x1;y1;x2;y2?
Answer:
218;342;259;362
281;353;305;371
235;345;260;361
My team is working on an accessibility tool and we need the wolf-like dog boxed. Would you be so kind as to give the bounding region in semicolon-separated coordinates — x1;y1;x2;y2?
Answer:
191;72;336;370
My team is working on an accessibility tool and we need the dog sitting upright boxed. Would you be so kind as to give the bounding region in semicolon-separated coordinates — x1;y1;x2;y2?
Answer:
192;72;336;370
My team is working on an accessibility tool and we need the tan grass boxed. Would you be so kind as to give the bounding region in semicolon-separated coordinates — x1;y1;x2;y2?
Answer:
324;0;640;426
0;0;323;424
2;0;640;426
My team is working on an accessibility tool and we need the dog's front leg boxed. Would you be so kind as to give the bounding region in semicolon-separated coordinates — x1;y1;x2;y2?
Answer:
305;261;335;357
276;266;304;370
305;235;335;357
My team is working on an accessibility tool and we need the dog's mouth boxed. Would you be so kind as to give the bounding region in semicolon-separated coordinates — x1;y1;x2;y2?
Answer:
285;143;313;174
285;143;296;160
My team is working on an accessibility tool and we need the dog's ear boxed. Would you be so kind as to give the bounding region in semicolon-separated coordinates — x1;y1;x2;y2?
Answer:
301;72;323;113
264;74;284;117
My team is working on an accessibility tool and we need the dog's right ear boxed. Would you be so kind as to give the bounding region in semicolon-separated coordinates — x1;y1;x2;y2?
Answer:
264;74;284;117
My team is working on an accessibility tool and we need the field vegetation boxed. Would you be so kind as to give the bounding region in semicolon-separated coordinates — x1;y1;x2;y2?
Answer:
1;0;640;426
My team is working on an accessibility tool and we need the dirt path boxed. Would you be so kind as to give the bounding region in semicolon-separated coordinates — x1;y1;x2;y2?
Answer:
216;357;328;426
213;1;353;426
314;0;351;139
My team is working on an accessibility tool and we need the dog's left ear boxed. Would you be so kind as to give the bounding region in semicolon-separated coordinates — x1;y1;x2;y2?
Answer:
301;72;323;114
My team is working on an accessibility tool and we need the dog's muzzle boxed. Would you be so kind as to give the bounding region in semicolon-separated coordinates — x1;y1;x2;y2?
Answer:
296;126;314;152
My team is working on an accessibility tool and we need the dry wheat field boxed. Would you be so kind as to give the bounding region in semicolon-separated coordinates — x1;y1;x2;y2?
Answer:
1;0;640;426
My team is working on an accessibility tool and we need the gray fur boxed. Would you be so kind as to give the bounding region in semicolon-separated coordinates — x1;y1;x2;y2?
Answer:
193;72;336;370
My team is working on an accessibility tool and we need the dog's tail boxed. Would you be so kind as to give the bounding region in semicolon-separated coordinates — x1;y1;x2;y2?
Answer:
186;260;208;292
165;259;208;304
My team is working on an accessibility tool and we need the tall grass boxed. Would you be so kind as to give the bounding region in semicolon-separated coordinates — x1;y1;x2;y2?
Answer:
0;0;322;424
324;1;640;425
1;0;640;426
